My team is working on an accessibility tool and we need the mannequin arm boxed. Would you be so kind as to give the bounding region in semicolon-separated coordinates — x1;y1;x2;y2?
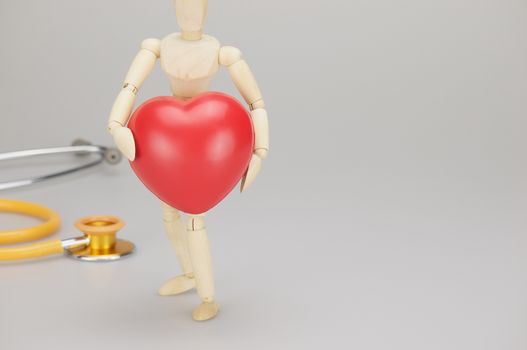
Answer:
219;46;269;191
219;46;268;158
108;38;160;132
107;39;160;160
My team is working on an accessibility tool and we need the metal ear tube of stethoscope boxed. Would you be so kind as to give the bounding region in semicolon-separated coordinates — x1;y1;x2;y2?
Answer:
0;139;121;191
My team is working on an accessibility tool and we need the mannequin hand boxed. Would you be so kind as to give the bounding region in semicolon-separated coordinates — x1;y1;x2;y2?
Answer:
111;126;136;161
240;153;264;192
240;107;269;192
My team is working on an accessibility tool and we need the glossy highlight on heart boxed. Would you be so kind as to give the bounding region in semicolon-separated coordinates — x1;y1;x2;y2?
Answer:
128;92;254;214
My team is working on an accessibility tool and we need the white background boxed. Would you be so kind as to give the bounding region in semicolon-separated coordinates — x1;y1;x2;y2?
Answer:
1;0;527;349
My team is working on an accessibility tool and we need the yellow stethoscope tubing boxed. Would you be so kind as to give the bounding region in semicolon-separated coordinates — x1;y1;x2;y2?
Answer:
0;199;63;260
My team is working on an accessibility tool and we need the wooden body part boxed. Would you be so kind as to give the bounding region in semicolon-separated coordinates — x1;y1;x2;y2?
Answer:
107;0;268;321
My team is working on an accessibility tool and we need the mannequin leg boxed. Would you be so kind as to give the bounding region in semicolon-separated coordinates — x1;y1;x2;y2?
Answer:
187;214;219;321
158;202;196;296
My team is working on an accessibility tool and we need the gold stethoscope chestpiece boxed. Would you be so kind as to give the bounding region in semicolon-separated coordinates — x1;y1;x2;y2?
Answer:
64;216;135;262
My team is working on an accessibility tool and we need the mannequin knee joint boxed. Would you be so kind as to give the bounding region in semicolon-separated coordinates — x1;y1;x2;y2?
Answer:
162;204;181;222
187;216;206;231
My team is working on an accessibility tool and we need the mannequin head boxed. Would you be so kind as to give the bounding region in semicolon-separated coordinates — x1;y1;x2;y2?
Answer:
173;0;208;40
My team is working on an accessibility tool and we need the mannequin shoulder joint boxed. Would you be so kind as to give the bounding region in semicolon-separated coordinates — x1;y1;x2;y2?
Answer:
219;46;243;66
141;38;161;57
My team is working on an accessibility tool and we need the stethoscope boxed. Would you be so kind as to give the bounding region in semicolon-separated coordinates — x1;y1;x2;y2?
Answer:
0;140;135;261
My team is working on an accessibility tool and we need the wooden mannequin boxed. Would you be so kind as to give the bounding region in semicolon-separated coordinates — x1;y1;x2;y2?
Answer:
107;0;268;321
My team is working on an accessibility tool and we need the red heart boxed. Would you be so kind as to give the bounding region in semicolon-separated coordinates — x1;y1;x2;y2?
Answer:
128;92;254;214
